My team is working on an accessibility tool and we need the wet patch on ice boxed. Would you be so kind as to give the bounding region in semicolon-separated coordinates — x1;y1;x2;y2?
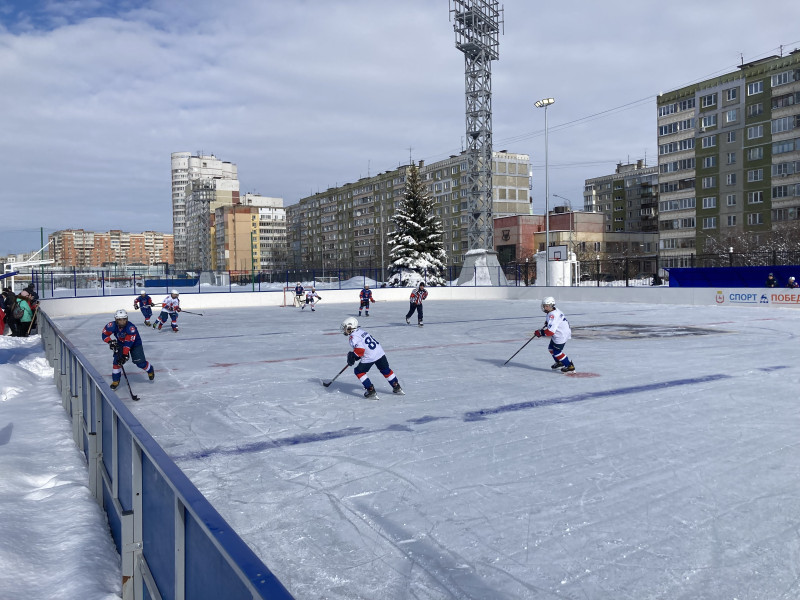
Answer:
575;324;731;340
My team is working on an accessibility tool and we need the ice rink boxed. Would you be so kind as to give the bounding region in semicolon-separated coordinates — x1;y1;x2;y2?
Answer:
54;297;800;600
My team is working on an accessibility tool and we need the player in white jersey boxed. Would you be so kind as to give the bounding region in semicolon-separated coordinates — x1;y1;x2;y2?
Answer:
153;289;181;332
341;317;403;398
302;287;321;311
534;296;575;372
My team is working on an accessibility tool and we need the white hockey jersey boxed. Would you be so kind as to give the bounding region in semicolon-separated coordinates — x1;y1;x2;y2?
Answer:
542;308;571;344
161;296;180;314
348;328;386;363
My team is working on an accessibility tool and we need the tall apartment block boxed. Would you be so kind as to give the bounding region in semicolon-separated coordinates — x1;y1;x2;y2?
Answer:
286;150;530;270
184;176;240;271
171;152;238;268
656;50;800;268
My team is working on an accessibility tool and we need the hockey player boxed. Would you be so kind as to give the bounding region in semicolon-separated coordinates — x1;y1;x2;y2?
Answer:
341;316;403;399
102;309;155;389
786;276;798;289
133;289;155;326
534;296;575;372
302;287;322;311
358;284;374;316
294;282;304;307
405;282;427;326
153;289;181;332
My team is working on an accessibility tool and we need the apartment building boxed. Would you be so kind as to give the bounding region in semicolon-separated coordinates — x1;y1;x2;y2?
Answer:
286;150;531;270
656;50;800;268
211;194;287;272
171;152;238;268
184;176;240;271
48;229;174;268
584;160;659;234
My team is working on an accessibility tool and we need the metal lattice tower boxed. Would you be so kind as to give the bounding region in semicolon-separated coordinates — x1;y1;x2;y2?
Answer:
450;0;503;250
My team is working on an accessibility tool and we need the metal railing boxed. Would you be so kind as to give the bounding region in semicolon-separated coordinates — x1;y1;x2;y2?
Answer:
39;311;294;600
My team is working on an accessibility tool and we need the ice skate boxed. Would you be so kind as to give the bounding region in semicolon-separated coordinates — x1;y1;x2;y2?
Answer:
551;361;563;370
392;382;404;395
364;385;378;399
110;381;119;390
561;363;575;373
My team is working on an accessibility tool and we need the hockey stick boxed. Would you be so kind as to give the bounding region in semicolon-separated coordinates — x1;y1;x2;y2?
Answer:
180;310;204;316
26;305;39;335
502;333;539;366
116;356;140;401
322;365;349;387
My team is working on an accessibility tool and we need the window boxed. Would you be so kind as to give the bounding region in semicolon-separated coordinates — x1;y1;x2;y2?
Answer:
747;146;764;160
701;115;717;129
747;213;764;225
747;125;764;139
773;139;796;154
747;169;763;182
725;87;738;101
702;217;717;229
747;102;764;117
726;131;737;143
726;194;736;206
771;70;796;87
726;152;736;165
701;135;717;148
747;191;764;204
726;109;738;123
702;196;717;209
727;215;737;226
747;81;764;96
726;173;737;185
702;176;716;189
702;156;717;168
701;93;717;108
772;185;790;198
772;116;794;134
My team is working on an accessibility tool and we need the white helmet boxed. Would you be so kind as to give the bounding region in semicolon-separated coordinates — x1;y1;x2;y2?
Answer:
170;289;179;296
115;309;128;321
340;316;359;336
541;296;556;312
139;289;146;295
790;276;796;282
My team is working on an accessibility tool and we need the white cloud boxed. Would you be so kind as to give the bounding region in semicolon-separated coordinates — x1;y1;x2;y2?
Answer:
1;0;800;254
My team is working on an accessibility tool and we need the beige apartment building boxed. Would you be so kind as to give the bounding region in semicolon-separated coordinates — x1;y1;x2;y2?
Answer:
286;150;531;271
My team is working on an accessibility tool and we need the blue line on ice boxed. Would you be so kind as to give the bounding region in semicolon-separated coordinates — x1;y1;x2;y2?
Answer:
174;373;743;462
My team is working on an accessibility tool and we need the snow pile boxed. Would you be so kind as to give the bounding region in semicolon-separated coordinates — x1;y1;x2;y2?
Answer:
0;335;121;599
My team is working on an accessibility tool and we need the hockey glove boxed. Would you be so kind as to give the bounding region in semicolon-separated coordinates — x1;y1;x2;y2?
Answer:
346;351;358;367
316;295;322;300
533;329;541;338
109;340;120;352
176;307;181;312
118;353;129;365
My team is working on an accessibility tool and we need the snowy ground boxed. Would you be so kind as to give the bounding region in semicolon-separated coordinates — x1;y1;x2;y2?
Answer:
10;297;800;599
0;335;121;600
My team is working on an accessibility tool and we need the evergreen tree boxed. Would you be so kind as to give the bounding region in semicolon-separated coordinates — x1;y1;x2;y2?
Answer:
387;163;448;286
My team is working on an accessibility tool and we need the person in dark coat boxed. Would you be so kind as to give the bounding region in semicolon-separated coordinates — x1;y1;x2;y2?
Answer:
765;273;778;287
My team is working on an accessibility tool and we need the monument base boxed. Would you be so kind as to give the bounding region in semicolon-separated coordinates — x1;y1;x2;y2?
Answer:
457;249;509;286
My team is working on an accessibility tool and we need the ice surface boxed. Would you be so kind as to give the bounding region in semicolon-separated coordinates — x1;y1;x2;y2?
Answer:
32;299;800;598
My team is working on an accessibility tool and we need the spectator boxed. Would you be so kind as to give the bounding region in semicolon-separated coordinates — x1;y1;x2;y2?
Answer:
23;283;39;302
14;290;34;337
2;288;20;337
0;302;5;335
787;276;799;289
765;273;778;288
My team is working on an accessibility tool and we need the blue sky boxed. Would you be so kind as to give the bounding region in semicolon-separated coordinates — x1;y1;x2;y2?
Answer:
2;0;800;255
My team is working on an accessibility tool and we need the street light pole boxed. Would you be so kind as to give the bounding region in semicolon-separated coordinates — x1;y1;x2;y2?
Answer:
535;97;555;287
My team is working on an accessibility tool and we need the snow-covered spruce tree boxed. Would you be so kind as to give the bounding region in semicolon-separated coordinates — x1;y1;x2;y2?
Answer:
387;163;448;286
